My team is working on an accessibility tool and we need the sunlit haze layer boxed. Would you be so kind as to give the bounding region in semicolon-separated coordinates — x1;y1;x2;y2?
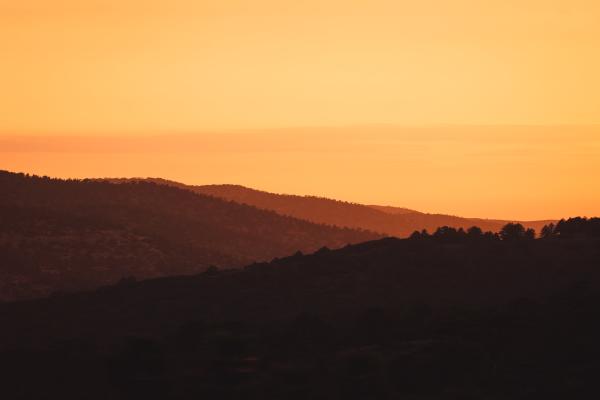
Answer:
2;126;599;220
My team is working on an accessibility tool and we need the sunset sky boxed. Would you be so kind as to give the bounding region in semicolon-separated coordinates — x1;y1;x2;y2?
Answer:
1;1;599;220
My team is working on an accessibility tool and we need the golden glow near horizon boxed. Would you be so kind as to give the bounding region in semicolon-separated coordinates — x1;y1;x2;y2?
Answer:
1;1;600;220
2;126;600;221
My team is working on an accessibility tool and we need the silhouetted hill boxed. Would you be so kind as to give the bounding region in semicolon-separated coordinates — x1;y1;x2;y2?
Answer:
104;179;553;236
1;222;600;399
0;171;378;301
166;182;554;236
367;204;417;215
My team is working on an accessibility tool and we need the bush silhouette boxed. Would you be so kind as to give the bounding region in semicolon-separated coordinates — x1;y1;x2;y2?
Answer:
499;223;534;241
540;223;556;238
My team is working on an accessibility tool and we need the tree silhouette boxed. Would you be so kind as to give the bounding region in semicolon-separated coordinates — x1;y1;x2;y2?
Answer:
467;226;483;238
525;228;536;240
433;226;458;239
499;223;533;241
554;217;600;238
540;223;555;239
410;230;422;239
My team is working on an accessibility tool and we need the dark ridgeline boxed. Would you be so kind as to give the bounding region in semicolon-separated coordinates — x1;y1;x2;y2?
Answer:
1;217;600;399
189;183;554;236
0;171;378;301
104;177;554;237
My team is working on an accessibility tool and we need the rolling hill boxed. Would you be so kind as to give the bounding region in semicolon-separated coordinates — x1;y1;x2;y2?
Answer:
0;171;378;301
131;180;553;237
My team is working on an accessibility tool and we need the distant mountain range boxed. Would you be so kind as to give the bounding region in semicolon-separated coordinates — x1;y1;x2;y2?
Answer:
111;178;554;237
0;171;377;301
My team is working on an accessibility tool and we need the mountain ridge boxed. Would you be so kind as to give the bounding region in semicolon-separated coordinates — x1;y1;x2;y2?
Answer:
0;170;378;301
109;178;554;236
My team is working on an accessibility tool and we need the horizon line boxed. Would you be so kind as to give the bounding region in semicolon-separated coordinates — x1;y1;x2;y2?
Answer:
0;168;566;223
2;123;600;137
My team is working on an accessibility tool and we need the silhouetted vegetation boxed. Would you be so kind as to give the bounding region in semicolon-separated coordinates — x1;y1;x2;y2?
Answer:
554;217;600;237
540;222;556;238
0;171;378;301
1;218;600;399
411;223;536;243
499;222;536;240
142;180;555;237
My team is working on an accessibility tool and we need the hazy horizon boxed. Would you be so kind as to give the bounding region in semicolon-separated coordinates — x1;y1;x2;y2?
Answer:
2;124;599;221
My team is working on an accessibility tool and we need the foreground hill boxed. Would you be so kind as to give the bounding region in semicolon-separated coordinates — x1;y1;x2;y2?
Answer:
156;181;553;236
1;219;599;399
0;171;378;301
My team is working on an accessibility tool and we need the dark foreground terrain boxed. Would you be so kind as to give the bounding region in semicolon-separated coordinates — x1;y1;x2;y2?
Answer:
1;218;600;399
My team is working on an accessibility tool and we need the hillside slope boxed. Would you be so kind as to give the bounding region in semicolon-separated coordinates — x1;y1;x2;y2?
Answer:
0;171;378;301
2;224;600;399
188;183;553;236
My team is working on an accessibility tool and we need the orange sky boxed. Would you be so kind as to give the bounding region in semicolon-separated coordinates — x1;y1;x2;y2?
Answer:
1;1;599;219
